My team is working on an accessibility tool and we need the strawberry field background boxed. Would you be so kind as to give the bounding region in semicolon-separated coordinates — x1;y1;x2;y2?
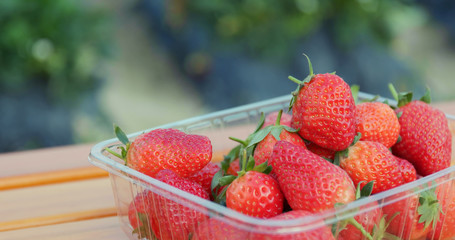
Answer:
0;0;454;153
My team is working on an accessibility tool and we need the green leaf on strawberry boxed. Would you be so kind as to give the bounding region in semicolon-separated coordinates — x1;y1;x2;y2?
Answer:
417;183;442;230
105;124;130;165
288;53;314;111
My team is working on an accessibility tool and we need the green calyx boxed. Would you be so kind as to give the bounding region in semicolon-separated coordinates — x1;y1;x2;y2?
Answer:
213;112;275;203
417;184;442;230
388;83;432;108
105;124;130;165
288;53;315;111
246;110;299;149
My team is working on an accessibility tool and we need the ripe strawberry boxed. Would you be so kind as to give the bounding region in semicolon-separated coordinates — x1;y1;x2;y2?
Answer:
395;156;417;183
187;162;220;197
389;85;451;176
127;191;161;240
339;141;405;194
110;127;212;178
355;101;400;148
226;170;284;218
253;110;306;166
382;185;442;240
305;141;336;161
270;141;356;213
289;55;356;151
191;217;250;240
226;158;240;176
150;169;209;240
263;111;292;128
250;210;335;240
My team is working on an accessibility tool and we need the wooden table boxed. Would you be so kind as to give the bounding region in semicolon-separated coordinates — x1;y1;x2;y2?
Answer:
1;101;454;239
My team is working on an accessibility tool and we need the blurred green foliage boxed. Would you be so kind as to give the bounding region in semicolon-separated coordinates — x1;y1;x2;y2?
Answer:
0;0;112;103
184;0;422;59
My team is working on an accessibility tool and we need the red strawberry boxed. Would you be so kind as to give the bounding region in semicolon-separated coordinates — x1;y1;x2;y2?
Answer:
120;128;212;178
289;55;356;151
389;85;451;176
150;169;209;240
226;171;284;218
263;111;292;128
127;191;161;240
355;101;400;148
382;185;442;240
226;158;240;176
305;141;336;161
253;110;306;166
191;217;250;240
250;210;335;240
187;162;221;197
339;141;405;194
270;141;356;213
395;156;417;183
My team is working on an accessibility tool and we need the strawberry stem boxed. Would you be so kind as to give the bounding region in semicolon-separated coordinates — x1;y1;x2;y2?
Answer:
275;110;283;126
347;218;373;240
288;75;302;84
105;147;124;161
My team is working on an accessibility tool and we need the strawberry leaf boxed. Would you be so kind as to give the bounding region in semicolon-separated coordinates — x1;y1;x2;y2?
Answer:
211;170;224;192
418;186;441;230
351;84;360;105
360;181;375;198
114;124;130;145
253;112;266;133
282;125;299;133
270;127;282;141
245;156;256;172
219;175;237;186
246;127;272;148
420;86;431;104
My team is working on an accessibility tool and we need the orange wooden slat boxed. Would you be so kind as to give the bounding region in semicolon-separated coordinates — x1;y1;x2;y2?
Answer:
0;216;126;240
0;207;117;232
0;166;108;190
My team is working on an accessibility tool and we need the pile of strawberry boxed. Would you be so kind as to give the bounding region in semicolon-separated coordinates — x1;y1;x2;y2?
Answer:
108;55;454;240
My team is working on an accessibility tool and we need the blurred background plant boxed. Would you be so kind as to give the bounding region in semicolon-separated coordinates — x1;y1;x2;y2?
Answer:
0;0;454;153
0;0;112;152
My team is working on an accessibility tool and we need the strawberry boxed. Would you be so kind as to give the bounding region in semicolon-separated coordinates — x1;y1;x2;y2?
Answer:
270;140;356;213
389;85;452;176
305;141;336;161
382;185;442;240
127;191;160;240
226;158;240;176
250;210;335;240
225;170;284;218
289;55;356;151
355;101;400;148
395;156;417;183
150;169;210;240
187;162;221;197
191;217;250;240
252;110;306;167
339;141;405;194
108;126;212;178
263;111;292;128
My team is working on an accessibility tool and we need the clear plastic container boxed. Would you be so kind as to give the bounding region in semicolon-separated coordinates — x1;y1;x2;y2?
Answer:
89;93;455;240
